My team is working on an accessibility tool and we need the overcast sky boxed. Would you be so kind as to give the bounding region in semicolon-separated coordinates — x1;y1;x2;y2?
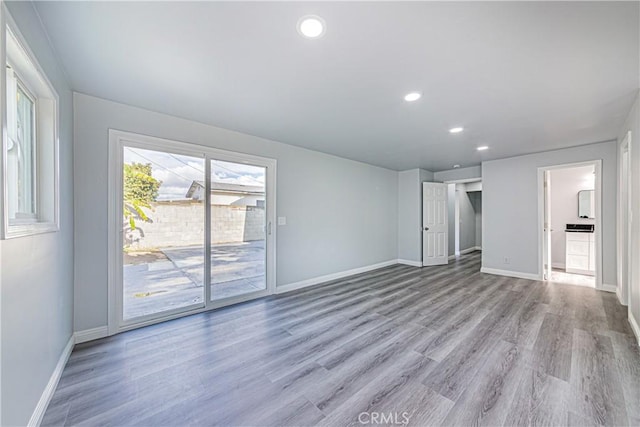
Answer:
124;147;265;200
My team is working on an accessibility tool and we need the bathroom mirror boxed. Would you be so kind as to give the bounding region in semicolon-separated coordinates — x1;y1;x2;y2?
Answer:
578;190;595;219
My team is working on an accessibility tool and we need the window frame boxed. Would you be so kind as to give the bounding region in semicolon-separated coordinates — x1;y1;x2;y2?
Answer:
1;7;60;239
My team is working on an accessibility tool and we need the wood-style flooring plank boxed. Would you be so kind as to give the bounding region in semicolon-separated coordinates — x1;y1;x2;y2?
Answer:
609;331;640;426
530;313;574;381
317;351;452;427
503;365;571;427
441;339;526;427
39;251;640;427
568;329;629;426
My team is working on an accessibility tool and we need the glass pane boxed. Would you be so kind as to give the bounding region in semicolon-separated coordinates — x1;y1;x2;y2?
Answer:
210;159;266;300
6;75;36;221
16;85;36;216
122;147;205;321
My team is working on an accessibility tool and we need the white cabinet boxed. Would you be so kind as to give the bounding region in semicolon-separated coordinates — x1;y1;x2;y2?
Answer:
565;232;595;276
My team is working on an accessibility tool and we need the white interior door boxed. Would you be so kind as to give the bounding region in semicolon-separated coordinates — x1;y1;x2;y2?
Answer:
423;182;448;266
543;170;552;280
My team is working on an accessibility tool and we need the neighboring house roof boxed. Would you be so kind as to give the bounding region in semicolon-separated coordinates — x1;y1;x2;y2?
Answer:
185;180;265;199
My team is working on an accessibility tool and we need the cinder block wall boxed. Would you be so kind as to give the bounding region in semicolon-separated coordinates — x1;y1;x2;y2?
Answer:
126;201;265;249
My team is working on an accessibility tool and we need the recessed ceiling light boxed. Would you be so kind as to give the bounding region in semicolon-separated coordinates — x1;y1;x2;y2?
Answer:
297;15;326;38
404;92;422;102
449;127;464;134
453;164;461;168
477;146;489;151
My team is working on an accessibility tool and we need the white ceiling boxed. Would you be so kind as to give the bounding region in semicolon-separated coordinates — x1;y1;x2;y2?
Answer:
33;1;639;171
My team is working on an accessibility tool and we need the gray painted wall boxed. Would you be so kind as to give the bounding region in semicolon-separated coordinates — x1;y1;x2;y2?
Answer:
397;170;419;261
618;91;639;334
1;3;74;426
457;184;477;252
482;141;617;284
434;165;482;182
73;93;399;332
397;168;434;263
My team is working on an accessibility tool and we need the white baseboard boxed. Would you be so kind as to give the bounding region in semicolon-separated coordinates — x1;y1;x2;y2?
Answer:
275;259;398;294
601;284;617;294
449;247;480;261
551;262;566;270
460;247;480;255
74;326;109;344
629;311;640;347
28;335;75;427
397;259;422;267
480;267;541;281
616;286;627;306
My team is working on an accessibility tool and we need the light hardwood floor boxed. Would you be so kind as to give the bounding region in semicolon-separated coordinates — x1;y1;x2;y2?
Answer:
42;252;640;426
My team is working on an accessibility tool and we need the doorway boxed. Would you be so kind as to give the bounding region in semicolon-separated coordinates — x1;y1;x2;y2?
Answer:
453;181;482;257
443;179;482;259
108;130;276;333
539;161;602;289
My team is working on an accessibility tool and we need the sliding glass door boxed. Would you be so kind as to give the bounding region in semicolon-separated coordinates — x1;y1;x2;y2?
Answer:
210;160;267;301
110;131;276;331
122;146;206;322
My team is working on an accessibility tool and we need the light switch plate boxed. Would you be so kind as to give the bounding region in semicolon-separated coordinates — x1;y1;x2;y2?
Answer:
278;217;287;226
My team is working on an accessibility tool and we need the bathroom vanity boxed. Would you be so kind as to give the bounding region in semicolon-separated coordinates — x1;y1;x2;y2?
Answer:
565;223;595;276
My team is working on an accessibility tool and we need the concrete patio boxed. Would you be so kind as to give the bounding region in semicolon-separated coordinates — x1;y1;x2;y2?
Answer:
123;241;265;320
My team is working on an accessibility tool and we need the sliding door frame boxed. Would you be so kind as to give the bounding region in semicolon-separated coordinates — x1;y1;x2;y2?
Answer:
108;129;276;335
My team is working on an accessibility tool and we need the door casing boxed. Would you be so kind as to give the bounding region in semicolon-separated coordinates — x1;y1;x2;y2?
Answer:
537;160;602;289
618;131;631;305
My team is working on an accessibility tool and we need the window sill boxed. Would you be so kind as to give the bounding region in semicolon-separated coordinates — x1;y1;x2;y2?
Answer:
3;221;59;239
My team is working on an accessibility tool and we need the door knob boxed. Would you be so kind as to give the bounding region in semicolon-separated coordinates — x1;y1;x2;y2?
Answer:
424;227;429;231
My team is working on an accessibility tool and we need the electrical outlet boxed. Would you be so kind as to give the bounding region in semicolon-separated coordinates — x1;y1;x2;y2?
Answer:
503;257;510;264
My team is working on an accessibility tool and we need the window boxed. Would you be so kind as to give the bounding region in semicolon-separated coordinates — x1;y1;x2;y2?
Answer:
2;17;59;238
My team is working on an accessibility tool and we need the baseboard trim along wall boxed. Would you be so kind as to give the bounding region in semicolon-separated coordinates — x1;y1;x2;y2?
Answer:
275;259;398;294
449;247;481;261
629;312;640;347
28;335;75;427
460;247;481;255
397;259;422;267
601;284;617;294
74;326;109;344
616;286;627;306
480;267;541;281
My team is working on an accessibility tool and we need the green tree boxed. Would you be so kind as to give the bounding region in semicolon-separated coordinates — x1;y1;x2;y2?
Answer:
123;162;161;230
